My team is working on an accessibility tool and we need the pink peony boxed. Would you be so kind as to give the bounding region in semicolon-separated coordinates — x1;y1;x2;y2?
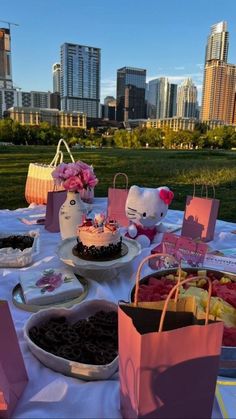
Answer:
52;160;98;191
36;272;63;292
63;176;84;191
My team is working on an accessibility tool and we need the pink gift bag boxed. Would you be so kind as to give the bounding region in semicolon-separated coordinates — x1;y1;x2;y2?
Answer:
119;254;224;419
181;185;220;242
0;301;28;418
107;173;129;227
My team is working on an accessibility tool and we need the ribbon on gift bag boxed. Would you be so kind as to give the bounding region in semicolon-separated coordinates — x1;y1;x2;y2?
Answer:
181;183;220;242
107;173;129;227
119;253;224;419
0;301;28;419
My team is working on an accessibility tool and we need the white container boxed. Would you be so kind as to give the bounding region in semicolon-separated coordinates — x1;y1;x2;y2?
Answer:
59;191;87;240
0;230;39;268
24;299;118;381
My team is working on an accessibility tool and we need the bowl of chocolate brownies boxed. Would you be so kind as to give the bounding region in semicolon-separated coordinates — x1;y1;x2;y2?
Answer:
0;230;39;267
24;299;118;380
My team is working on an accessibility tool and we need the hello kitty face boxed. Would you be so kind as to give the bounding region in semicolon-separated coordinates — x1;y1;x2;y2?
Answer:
125;185;174;228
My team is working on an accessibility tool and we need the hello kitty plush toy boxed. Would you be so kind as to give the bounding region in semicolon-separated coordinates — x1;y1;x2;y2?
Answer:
125;185;174;247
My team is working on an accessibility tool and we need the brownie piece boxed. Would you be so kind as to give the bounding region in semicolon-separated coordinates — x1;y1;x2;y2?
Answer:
29;310;118;365
0;235;34;251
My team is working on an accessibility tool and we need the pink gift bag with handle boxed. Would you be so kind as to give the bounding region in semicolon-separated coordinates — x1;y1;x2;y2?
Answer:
118;253;224;419
0;301;28;418
107;173;129;227
181;184;220;242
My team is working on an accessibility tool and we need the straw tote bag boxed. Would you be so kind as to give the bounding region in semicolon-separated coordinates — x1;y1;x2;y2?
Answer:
25;139;75;205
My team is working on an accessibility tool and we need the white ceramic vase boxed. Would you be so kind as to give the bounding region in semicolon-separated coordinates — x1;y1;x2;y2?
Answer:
59;191;87;240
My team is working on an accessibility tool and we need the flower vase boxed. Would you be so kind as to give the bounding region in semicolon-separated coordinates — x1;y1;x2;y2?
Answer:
59;191;87;240
80;187;94;204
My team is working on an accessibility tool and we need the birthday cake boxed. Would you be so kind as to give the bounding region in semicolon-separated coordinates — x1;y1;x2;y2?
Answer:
74;213;123;260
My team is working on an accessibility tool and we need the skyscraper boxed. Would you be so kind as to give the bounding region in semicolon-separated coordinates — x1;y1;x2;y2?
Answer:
201;21;236;124
205;21;229;63
0;28;13;89
146;78;177;119
177;78;197;118
60;43;101;118
201;60;236;124
52;63;61;93
116;67;146;121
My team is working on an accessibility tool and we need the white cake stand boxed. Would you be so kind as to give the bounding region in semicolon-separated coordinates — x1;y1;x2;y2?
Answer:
56;237;141;281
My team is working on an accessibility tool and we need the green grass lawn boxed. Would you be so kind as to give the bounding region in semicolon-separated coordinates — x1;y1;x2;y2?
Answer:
0;145;236;223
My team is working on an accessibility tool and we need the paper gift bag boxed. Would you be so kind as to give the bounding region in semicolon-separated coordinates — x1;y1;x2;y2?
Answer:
181;185;220;242
107;173;129;227
119;254;224;419
44;189;67;232
0;301;28;418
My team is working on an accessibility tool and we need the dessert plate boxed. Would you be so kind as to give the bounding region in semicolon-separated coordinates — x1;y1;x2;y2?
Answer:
57;236;141;271
12;275;89;312
24;299;118;380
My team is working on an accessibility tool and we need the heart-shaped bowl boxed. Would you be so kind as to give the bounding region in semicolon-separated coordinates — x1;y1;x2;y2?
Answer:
24;299;118;380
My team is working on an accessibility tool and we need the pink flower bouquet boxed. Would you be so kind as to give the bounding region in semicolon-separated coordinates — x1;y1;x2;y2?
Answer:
52;161;98;192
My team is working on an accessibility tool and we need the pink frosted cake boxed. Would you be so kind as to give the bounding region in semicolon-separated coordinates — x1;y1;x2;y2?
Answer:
74;213;122;260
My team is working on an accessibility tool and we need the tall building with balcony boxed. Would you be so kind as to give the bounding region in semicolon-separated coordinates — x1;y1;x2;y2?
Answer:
0;27;17;118
116;67;146;122
205;21;229;63
201;60;236;124
177;78;198;118
52;63;61;93
0;28;13;89
201;21;236;125
146;78;177;119
60;43;101;118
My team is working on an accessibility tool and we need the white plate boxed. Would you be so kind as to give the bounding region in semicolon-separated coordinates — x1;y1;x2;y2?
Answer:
24;299;118;381
57;236;141;271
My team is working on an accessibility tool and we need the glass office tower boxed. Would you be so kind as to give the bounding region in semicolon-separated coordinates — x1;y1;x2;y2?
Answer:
60;43;101;118
205;21;229;63
116;67;146;121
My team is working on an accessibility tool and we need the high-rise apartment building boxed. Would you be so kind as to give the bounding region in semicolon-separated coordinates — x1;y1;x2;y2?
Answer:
201;21;236;125
177;78;198;118
116;67;146;121
205;21;229;63
52;63;61;93
0;28;13;89
60;43;101;118
201;60;236;124
146;78;177;119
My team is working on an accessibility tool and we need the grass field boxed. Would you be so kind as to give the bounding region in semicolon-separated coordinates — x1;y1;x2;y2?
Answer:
0;145;236;222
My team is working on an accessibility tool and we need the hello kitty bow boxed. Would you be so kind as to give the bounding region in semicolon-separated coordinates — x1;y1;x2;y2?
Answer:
159;189;174;205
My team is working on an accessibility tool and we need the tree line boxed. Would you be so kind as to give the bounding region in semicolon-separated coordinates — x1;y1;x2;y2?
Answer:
0;118;236;149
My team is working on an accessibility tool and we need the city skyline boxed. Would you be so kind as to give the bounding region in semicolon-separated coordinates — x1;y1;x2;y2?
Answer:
1;0;236;103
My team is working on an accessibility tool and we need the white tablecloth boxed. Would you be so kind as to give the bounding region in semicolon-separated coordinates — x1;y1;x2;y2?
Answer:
1;198;236;418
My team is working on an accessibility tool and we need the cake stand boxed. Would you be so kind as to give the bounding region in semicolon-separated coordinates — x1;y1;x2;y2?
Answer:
57;237;141;281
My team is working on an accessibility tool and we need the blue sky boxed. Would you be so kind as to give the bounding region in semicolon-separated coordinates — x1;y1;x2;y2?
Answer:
1;0;236;103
